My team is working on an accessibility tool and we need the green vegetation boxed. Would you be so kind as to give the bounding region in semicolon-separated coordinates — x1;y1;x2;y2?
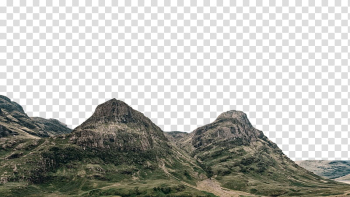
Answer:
188;116;350;197
1;100;350;197
2;130;350;197
191;137;350;196
0;136;212;196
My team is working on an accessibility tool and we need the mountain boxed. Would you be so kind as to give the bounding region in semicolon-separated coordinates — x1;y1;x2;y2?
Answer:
296;160;350;183
0;95;71;138
70;98;169;152
168;110;350;196
1;97;350;196
0;98;215;197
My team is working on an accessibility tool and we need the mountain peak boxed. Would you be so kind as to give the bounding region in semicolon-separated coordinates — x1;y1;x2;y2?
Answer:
75;99;143;130
93;98;133;119
72;98;169;150
192;110;261;149
215;110;252;128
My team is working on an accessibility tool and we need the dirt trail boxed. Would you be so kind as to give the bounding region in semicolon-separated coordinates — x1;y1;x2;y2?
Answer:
196;178;257;197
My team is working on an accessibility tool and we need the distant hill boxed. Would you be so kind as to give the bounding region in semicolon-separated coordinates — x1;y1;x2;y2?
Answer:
296;160;350;184
0;95;350;196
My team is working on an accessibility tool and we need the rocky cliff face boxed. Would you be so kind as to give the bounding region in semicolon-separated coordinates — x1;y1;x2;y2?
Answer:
0;95;72;138
71;99;169;152
192;110;264;149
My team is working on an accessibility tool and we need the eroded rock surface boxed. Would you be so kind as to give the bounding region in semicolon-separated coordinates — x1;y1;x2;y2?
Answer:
71;99;169;152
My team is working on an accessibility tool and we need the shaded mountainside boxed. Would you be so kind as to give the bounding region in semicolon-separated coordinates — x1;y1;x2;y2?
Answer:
296;160;350;182
0;96;350;196
0;95;71;138
164;131;195;154
31;117;72;136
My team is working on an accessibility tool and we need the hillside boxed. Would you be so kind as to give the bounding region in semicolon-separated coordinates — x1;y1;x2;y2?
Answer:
168;111;350;196
0;98;216;197
0;96;350;196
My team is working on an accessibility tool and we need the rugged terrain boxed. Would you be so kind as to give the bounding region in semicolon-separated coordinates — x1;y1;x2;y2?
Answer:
0;97;213;196
1;95;350;196
167;111;350;196
0;95;71;138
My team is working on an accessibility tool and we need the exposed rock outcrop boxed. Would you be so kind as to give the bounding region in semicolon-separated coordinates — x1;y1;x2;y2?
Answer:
192;110;263;149
71;99;169;152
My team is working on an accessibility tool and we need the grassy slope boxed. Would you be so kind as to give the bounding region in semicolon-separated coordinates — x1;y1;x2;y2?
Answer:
0;136;215;197
192;136;350;197
2;131;350;197
166;129;350;197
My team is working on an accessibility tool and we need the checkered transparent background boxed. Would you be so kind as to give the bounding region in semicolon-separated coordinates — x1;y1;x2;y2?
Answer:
1;0;349;160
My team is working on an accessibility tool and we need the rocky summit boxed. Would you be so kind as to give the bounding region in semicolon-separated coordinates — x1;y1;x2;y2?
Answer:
0;96;350;197
70;99;169;152
192;110;263;149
